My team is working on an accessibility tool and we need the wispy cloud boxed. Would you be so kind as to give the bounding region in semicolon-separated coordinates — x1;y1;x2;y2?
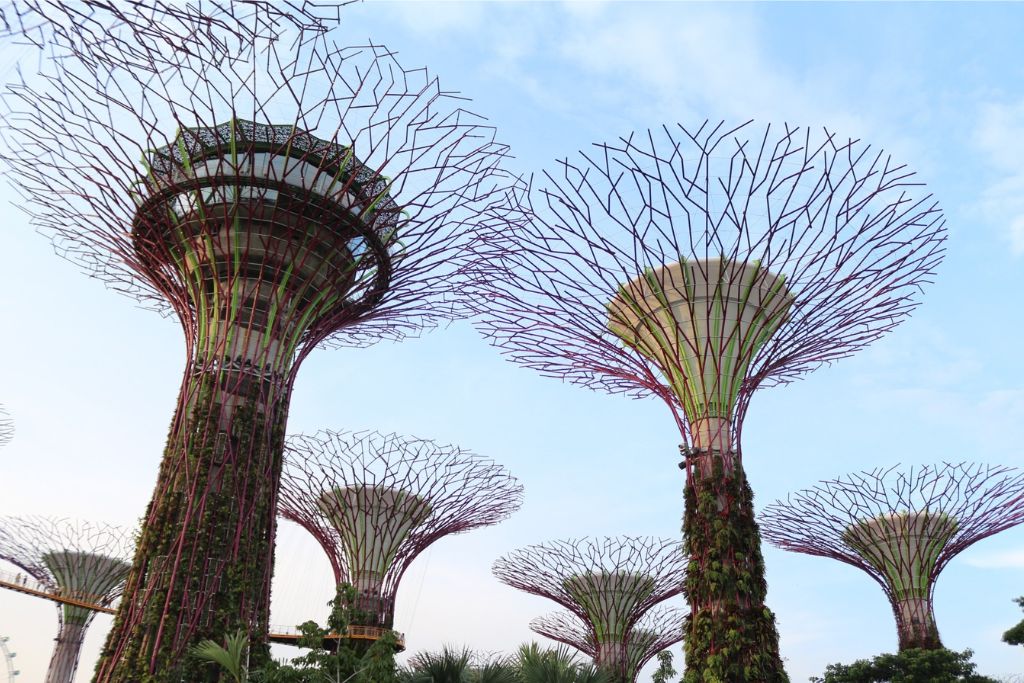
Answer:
973;99;1024;253
962;548;1024;569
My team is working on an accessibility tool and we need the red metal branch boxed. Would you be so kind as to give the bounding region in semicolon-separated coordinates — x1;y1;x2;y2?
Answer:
278;429;523;628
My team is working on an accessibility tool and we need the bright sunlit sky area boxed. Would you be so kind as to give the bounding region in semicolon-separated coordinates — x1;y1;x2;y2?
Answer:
3;1;1024;681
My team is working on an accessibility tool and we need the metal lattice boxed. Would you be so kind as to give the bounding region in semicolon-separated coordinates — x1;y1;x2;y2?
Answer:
493;537;685;676
279;429;524;629
531;605;685;683
760;462;1024;650
0;406;11;448
0;516;134;683
473;121;946;676
1;3;518;679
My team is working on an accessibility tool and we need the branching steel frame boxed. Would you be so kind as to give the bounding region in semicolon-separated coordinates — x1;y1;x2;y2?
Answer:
760;462;1024;651
532;605;685;683
0;405;11;448
0;516;134;683
493;536;685;681
475;121;946;681
1;4;516;680
279;429;523;633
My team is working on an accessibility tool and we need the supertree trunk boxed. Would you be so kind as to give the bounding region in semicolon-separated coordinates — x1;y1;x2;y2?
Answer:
473;123;944;678
683;444;785;681
97;362;291;682
894;597;941;650
761;464;1024;654
47;620;87;683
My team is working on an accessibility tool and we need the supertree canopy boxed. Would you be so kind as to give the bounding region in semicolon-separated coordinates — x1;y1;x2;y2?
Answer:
761;462;1024;651
0;0;342;51
493;537;685;680
279;429;524;634
0;516;134;683
531;604;686;683
475;121;946;681
0;405;11;447
1;4;515;679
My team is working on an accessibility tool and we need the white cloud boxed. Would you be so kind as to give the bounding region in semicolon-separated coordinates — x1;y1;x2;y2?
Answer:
973;99;1024;254
962;548;1024;570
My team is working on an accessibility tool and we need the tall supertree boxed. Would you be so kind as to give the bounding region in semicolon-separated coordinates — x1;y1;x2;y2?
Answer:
0;405;11;448
760;462;1024;651
0;516;134;683
1;5;515;679
493;537;685;682
532;604;685;683
474;121;946;680
278;429;523;640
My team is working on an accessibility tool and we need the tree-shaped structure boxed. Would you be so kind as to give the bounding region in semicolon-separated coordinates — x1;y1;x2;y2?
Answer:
475;121;946;680
532;604;685;683
760;462;1024;650
0;405;11;448
1;5;515;679
0;516;133;683
279;429;523;637
493;537;685;681
0;0;341;51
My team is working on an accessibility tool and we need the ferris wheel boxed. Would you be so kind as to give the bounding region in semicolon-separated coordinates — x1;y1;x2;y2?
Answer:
0;636;18;682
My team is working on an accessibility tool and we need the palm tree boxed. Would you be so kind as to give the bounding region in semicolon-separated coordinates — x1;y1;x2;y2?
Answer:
191;630;249;683
516;643;610;683
404;645;475;683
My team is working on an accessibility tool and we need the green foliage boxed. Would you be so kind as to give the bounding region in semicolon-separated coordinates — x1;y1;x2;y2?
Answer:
400;643;610;683
96;377;289;682
192;630;250;683
808;648;999;683
682;452;788;683
513;643;610;683
405;644;473;683
651;651;676;683
195;586;398;683
1002;597;1024;646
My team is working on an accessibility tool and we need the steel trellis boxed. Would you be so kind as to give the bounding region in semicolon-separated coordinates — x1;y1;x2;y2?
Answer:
0;406;11;448
761;462;1024;651
279;429;523;632
493;537;685;679
0;516;134;683
1;3;517;680
531;604;685;683
474;121;946;680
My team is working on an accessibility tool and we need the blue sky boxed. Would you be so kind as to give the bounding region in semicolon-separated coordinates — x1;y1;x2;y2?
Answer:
2;2;1024;681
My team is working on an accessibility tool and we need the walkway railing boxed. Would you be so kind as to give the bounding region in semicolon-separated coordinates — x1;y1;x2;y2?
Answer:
0;568;116;614
268;623;405;650
0;573;405;651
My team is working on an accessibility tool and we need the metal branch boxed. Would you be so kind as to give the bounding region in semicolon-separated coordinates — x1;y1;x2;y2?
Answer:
279;429;523;629
760;462;1024;650
531;605;685;683
0;405;11;448
493;536;685;676
474;122;945;447
0;516;135;683
0;5;519;679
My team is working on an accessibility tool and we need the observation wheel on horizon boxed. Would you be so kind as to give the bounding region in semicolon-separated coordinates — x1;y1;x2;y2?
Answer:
0;636;19;682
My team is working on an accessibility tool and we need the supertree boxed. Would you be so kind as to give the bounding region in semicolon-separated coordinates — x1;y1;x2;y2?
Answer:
1;4;515;679
760;462;1024;651
531;604;685;683
0;516;134;683
278;429;524;640
0;405;11;448
474;121;946;680
492;537;685;682
0;0;343;51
